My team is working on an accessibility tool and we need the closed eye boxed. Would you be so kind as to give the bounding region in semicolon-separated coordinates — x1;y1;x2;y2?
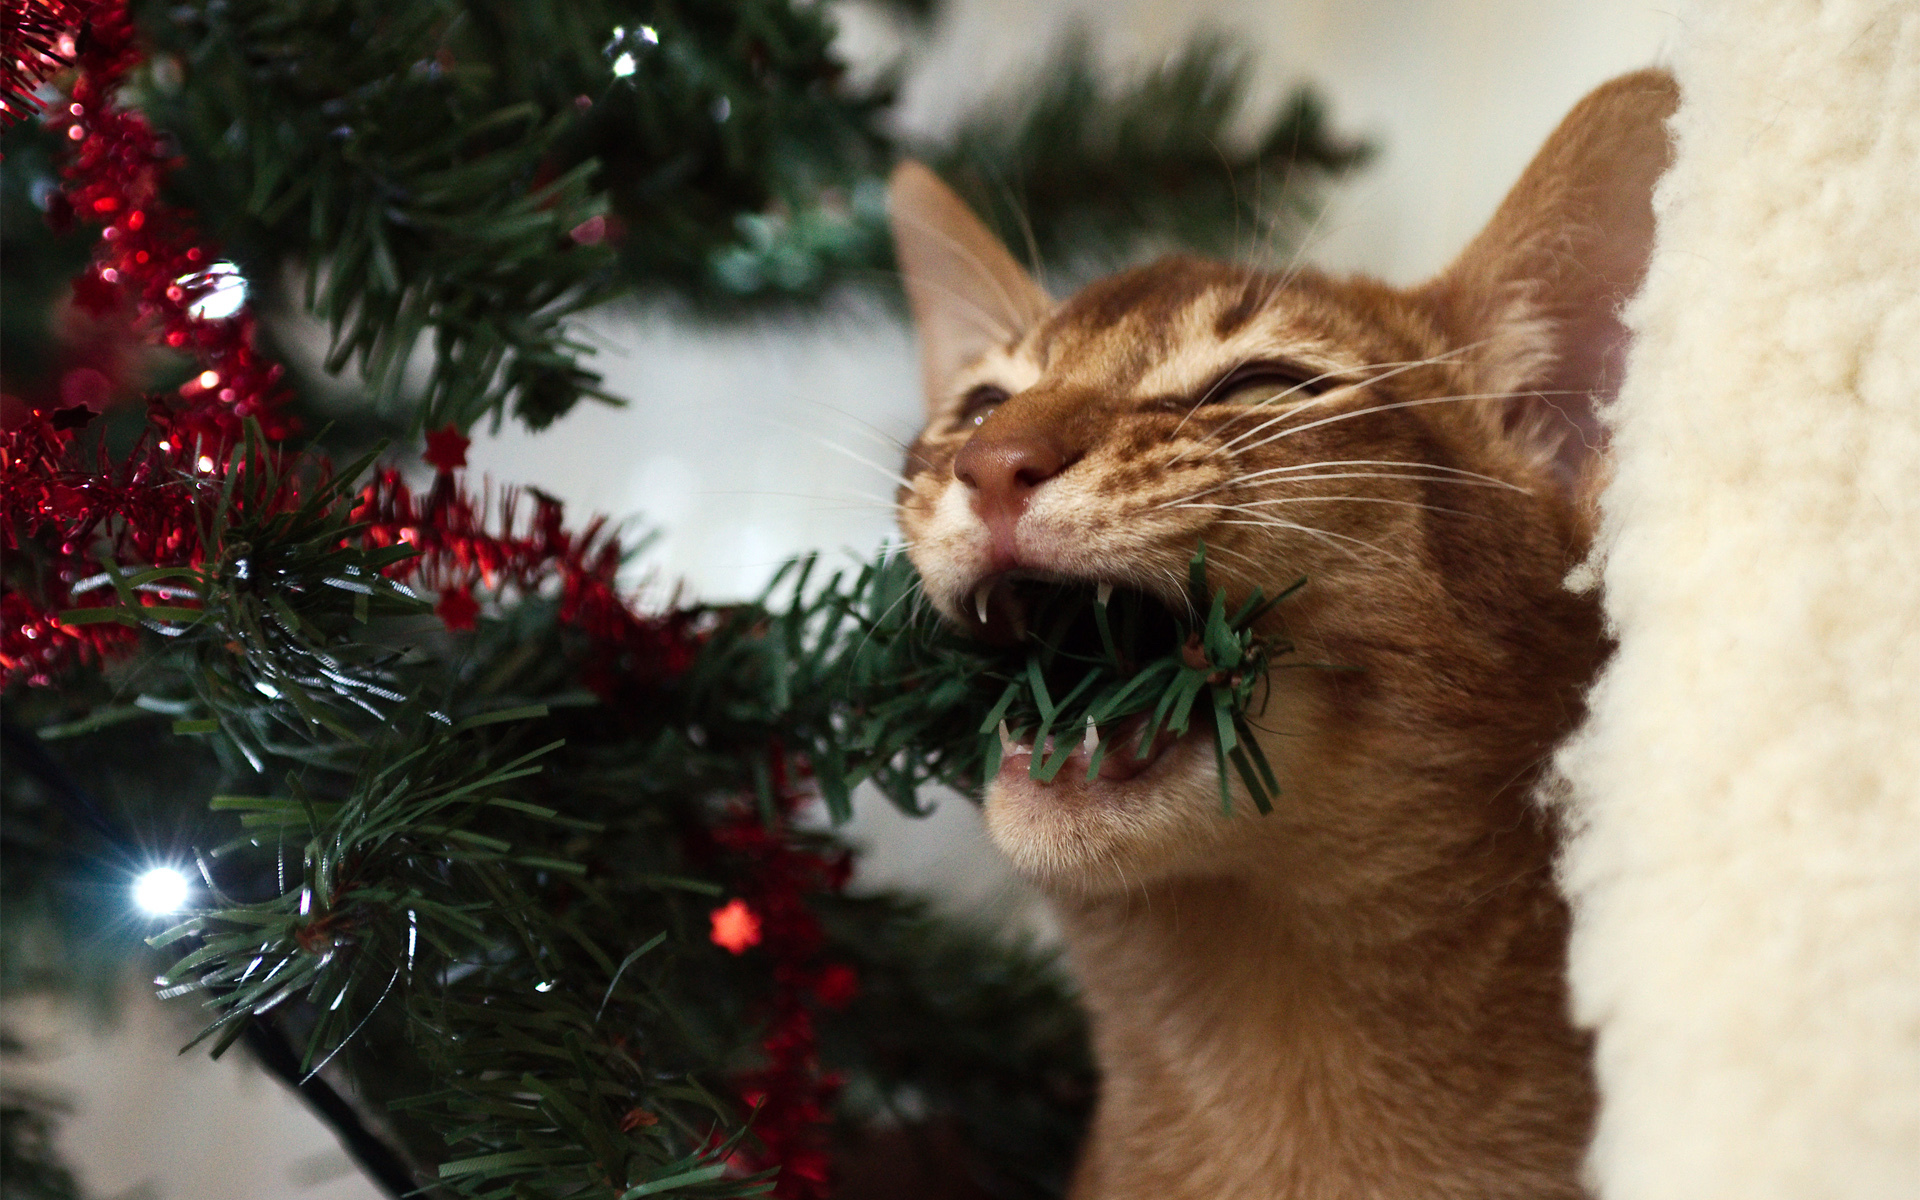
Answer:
952;383;1009;432
1199;360;1340;409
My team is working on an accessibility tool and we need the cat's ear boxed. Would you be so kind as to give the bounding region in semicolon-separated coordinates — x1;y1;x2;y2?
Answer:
1415;68;1678;485
889;161;1051;405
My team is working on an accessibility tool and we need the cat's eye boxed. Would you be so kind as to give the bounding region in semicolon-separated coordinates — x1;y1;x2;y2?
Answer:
1203;361;1336;409
954;384;1009;431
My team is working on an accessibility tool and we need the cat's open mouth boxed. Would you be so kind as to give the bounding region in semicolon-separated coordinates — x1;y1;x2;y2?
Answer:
929;549;1285;813
960;571;1206;788
960;571;1182;649
995;709;1190;785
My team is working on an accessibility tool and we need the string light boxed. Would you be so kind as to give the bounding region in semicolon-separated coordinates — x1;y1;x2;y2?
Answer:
132;866;189;915
178;261;248;320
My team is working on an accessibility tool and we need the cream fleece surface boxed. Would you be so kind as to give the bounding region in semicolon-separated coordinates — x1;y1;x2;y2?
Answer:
1556;3;1920;1199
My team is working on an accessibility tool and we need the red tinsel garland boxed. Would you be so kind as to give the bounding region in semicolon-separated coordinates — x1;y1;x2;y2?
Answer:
707;748;857;1200
1;0;94;132
349;435;703;697
358;442;856;1199
2;0;292;681
0;403;214;683
48;0;294;443
2;6;855;1190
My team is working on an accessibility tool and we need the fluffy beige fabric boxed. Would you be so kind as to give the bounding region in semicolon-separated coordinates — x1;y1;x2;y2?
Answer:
1556;3;1920;1198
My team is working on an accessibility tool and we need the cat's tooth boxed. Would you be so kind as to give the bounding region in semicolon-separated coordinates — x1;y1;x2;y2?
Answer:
974;582;993;626
1096;581;1113;607
1083;716;1099;754
998;720;1016;756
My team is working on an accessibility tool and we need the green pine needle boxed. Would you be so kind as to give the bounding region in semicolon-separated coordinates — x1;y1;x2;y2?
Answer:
794;545;1299;816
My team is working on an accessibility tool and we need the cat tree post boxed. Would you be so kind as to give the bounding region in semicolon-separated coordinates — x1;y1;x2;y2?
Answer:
1557;2;1920;1198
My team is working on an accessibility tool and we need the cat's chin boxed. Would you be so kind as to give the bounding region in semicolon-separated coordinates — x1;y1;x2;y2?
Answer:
981;724;1249;895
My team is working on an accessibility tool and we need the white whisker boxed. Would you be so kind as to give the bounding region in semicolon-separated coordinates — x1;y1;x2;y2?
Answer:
1212;517;1412;566
1156;464;1526;511
1227;390;1574;459
791;398;914;454
1177;495;1483;520
1235;459;1526;489
1168;357;1422;443
811;438;915;491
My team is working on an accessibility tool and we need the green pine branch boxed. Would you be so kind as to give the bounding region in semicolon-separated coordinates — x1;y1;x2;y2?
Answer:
928;30;1370;273
815;894;1092;1200
65;1;1369;436
131;0;888;432
4;435;1305;1197
0;1040;86;1200
709;545;1297;822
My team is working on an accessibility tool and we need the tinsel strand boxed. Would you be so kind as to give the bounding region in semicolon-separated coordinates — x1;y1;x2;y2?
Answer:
0;0;93;132
47;0;293;443
3;0;293;682
2;12;855;1187
707;748;857;1200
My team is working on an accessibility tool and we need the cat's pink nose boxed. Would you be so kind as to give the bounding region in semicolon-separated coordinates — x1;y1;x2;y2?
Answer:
953;433;1068;564
954;433;1067;512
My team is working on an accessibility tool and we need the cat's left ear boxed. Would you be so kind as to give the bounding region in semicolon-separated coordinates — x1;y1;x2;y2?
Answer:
889;162;1052;407
1415;69;1678;485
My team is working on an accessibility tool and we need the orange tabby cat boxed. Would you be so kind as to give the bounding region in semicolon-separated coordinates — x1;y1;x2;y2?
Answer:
886;70;1677;1199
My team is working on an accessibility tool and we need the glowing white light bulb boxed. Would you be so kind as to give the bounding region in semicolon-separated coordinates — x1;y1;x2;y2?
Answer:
175;261;248;321
611;51;637;77
133;867;190;915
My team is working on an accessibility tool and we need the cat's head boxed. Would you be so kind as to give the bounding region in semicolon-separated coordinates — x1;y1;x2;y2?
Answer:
890;71;1676;896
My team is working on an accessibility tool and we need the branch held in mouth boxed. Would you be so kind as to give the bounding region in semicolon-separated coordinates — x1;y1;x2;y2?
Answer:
755;545;1301;818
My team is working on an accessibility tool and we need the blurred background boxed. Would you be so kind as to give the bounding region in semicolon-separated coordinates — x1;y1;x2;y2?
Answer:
4;1;1674;1196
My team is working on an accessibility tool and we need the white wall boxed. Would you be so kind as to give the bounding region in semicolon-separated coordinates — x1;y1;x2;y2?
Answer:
20;4;1678;1196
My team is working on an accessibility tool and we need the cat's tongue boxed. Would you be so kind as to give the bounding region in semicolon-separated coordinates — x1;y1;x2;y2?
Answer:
997;712;1180;788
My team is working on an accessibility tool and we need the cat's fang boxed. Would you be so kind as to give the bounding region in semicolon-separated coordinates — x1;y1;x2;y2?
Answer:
998;720;1017;756
974;582;993;626
1083;716;1099;754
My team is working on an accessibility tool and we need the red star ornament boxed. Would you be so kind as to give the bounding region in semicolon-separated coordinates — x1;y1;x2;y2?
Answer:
422;423;470;472
709;898;762;955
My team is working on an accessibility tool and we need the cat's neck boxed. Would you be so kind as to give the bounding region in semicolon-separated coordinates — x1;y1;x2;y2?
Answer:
1053;591;1603;1200
1056;830;1591;1200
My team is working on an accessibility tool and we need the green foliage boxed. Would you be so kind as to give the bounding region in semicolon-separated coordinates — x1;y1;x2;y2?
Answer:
0;1040;86;1200
3;434;1109;1197
132;0;888;432
734;546;1295;821
81;1;1366;436
817;896;1091;1200
56;433;426;770
152;716;779;1200
2;416;1301;1195
930;32;1370;274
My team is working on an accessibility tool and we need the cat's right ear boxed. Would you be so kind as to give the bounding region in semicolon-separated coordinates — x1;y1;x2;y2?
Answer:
889;162;1051;407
